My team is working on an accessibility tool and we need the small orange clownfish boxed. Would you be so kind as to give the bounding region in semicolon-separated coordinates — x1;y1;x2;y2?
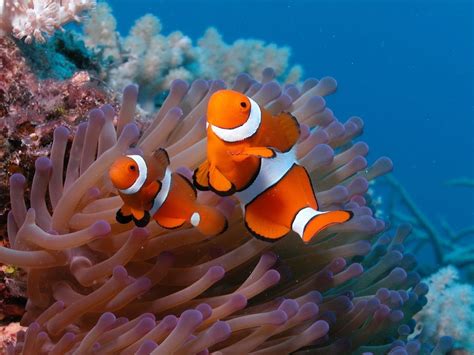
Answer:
109;148;227;236
193;90;353;243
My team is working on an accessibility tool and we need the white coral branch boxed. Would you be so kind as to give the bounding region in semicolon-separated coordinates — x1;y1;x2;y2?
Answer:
0;0;95;43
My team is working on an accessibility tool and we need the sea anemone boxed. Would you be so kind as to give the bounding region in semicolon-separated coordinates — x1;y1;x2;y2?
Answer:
0;68;450;354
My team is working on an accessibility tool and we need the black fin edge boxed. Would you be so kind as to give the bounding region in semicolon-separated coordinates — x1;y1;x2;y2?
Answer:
192;168;211;191
156;220;185;230
133;211;151;227
243;205;288;243
116;209;133;224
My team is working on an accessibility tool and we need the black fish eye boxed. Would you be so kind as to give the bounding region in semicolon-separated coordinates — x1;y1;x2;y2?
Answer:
129;165;136;171
240;102;247;108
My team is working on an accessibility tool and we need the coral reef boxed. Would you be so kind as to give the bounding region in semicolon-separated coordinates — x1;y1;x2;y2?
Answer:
0;36;110;249
413;266;473;352
0;0;95;43
0;264;27;322
0;67;452;353
83;3;302;110
16;31;102;80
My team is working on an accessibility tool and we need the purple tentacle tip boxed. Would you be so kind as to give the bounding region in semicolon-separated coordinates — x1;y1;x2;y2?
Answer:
123;83;139;96
207;265;225;281
278;299;299;318
136;340;158;355
196;303;212;320
112;265;128;280
91;220;112;236
209;321;231;342
229;293;247;310
35;156;52;171
54;126;70;139
11;174;26;187
179;309;204;328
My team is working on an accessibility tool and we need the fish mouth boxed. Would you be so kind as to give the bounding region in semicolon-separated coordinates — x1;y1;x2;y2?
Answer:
109;164;131;190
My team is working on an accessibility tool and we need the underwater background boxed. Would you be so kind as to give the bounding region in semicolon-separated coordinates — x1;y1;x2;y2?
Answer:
0;0;473;352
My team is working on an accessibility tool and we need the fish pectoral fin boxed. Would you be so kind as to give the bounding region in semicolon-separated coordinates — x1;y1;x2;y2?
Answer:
209;165;235;195
154;215;186;229
193;160;211;190
244;147;277;158
116;205;133;224
231;147;276;159
132;209;151;227
275;112;300;151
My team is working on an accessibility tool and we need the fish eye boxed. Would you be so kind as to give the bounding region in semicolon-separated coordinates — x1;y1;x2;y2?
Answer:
129;165;136;171
240;102;247;108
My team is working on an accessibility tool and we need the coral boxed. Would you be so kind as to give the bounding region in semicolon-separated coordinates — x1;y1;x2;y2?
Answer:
16;30;102;80
82;2;120;61
83;4;301;110
196;27;302;85
413;266;473;352
0;67;452;354
0;263;27;322
0;0;96;43
0;36;111;248
445;177;474;188
369;175;474;280
0;322;25;349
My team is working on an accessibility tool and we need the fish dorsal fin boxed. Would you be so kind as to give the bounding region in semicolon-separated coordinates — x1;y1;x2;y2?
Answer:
148;148;170;181
275;112;301;151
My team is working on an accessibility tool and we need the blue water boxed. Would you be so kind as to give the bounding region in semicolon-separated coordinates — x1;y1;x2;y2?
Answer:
108;0;474;240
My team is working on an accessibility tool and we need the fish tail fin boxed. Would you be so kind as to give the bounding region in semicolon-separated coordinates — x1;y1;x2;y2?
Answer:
293;207;353;243
191;205;228;236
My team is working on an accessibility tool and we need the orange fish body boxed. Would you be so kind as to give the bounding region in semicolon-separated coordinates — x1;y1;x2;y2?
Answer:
109;149;227;236
194;90;353;243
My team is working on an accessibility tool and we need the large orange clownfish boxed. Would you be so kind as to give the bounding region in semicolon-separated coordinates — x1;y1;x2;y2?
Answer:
193;90;353;243
109;148;227;236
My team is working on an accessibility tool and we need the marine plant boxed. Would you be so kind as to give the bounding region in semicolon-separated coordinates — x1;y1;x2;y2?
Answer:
0;67;454;353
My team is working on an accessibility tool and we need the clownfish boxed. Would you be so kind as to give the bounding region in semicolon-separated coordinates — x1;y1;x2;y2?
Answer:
109;148;227;236
193;90;353;243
